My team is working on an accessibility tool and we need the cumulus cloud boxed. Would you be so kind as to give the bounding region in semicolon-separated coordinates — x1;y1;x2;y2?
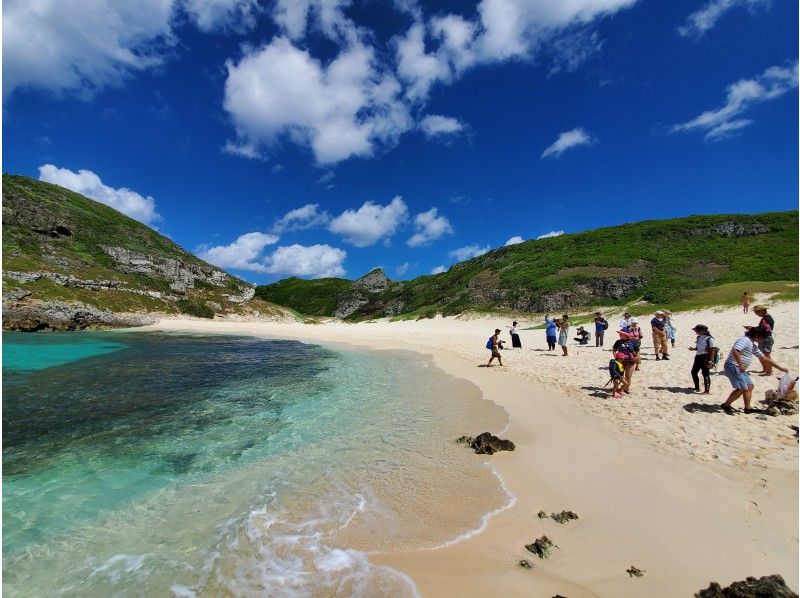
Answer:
678;0;768;38
328;196;409;247
272;0;354;42
272;203;331;233
183;0;260;32
3;0;174;99
196;232;279;272
448;244;490;261
38;164;161;225
223;37;412;165
419;115;465;137
431;265;447;274
549;30;605;76
537;230;564;239
505;236;524;246
407;207;454;247
396;262;411;276
541;128;596;159
264;243;347;278
670;62;798;142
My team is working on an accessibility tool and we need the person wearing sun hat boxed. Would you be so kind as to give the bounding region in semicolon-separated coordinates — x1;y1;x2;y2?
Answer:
650;310;670;360
689;324;716;394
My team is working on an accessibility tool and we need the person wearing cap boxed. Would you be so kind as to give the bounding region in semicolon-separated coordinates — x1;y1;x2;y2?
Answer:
619;312;633;332
593;312;608;347
751;305;775;376
720;327;788;414
487;328;504;366
651;311;670;361
689;325;716;394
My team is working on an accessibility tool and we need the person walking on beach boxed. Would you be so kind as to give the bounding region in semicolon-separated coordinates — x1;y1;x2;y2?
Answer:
594;312;608;347
689;324;716;394
751;305;775;376
487;329;504;367
720;327;787;414
557;315;570;356
544;314;558;351
509;321;522;349
651;311;670;361
740;292;750;314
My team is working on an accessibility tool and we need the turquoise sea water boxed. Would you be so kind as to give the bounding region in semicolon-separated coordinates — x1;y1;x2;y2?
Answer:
2;331;508;596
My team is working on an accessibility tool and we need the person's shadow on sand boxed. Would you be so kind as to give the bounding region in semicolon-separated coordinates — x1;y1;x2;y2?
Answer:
684;402;724;413
581;385;610;399
649;386;696;395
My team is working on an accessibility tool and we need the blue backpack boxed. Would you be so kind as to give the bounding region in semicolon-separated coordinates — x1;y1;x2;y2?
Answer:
486;337;493;350
609;358;624;379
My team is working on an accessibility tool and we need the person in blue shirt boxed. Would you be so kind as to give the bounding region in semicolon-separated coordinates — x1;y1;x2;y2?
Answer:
544;314;557;351
593;312;608;347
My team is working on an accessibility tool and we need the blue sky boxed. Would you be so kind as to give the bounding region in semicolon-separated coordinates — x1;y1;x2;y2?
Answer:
3;0;798;283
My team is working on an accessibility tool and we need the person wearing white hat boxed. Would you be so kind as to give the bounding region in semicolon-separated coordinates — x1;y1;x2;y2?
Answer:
650;311;670;360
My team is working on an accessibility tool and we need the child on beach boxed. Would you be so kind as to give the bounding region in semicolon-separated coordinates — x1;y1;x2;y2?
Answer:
720;327;788;414
557;315;570;356
487;329;504;367
609;355;629;399
740;291;750;314
544;314;557;351
689;324;716;394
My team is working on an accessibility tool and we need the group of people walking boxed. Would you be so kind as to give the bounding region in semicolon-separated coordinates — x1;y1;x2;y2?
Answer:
485;302;791;415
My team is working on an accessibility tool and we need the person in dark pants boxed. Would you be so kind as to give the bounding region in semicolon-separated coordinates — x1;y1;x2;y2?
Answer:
544;314;557;351
593;312;608;347
751;305;775;376
509;321;522;349
689;324;715;394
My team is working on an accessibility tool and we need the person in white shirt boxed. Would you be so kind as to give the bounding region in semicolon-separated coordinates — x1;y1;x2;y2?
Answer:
619;312;633;331
720;327;788;414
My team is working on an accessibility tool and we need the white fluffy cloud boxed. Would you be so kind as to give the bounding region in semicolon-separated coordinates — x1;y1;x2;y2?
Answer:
541;128;596;159
419;115;465;138
38;164;161;225
671;62;798;142
3;0;174;98
272;203;331;233
265;244;347;278
196;232;279;272
328;196;409;247
431;265;447;274
183;0;260;32
448;244;490;261
272;0;353;42
537;230;564;239
678;0;768;38
223;38;412;165
505;236;524;246
407;208;454;247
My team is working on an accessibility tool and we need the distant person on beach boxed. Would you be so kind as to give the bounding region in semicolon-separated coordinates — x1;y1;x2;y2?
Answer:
740;292;750;314
544;314;558;351
750;305;775;376
509;321;522;349
594;312;608;347
487;329;504;367
574;326;590;345
720;327;787;414
689;324;716;394
664;312;676;348
651;311;670;361
619;312;633;332
557;315;570;356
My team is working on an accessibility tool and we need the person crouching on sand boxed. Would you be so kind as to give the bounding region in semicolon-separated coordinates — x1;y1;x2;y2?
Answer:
487;329;504;367
689;324;716;394
557;314;570;356
720;326;787;414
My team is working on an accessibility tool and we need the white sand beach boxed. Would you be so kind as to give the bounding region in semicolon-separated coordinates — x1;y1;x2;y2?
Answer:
144;299;799;597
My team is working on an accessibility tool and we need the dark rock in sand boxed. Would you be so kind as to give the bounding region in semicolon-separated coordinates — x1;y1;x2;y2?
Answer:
469;432;515;455
626;566;645;578
765;399;799;417
537;510;548;519
456;435;473;444
550;511;579;524
694;574;797;598
525;536;556;559
518;559;533;569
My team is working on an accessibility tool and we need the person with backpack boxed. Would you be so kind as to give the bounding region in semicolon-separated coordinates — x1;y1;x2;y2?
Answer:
594;312;609;347
608;354;629;399
612;333;638;394
486;329;504;367
689;324;716;394
720;327;788;414
544;314;558;351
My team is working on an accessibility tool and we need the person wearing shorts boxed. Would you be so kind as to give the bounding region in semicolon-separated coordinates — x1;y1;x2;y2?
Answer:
720;327;787;414
487;329;504;367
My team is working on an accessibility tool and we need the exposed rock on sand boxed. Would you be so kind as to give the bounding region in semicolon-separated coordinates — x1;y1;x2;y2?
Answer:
694;574;798;597
525;535;556;559
626;566;645;578
517;559;533;569
468;432;515;455
550;510;579;524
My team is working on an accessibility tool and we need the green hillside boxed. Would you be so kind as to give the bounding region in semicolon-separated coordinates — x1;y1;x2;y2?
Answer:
256;211;799;320
2;175;287;328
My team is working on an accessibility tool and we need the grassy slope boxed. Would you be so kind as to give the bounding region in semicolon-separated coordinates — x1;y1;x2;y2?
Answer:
256;211;798;318
2;175;286;318
255;277;353;316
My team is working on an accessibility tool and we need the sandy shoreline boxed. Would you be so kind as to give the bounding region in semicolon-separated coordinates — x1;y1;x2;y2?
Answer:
141;301;798;597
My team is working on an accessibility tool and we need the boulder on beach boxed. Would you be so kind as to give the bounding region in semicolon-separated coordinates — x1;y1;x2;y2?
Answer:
694;574;798;598
525;535;555;559
626;566;645;578
468;432;515;455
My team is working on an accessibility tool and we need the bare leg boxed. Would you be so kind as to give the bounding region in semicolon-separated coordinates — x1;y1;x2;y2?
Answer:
722;389;744;407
